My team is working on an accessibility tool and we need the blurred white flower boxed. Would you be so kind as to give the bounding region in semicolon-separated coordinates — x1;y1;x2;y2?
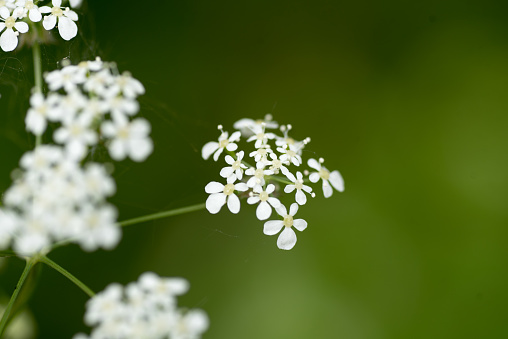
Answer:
25;92;61;135
233;114;278;137
101;117;153;162
308;158;344;198
263;203;307;250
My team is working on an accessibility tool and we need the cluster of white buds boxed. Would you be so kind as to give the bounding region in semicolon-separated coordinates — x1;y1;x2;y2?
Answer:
0;0;82;52
0;145;120;256
26;58;153;162
202;115;344;250
74;272;209;339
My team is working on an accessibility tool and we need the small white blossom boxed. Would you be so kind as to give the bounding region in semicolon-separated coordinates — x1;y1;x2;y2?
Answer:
205;179;248;214
284;171;313;205
25;92;61;135
308;158;344;198
249;144;273;164
201;126;241;161
101;117;153;162
277;143;303;166
107;72;145;99
40;0;78;41
220;150;248;182
265;152;289;175
246;123;276;149
14;0;42;22
263;203;307;250
45;65;86;92
54;113;98;160
245;162;274;188
0;7;29;52
233;114;278;137
247;184;281;220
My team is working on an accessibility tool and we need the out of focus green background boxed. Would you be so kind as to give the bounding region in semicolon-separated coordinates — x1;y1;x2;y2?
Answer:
1;0;508;338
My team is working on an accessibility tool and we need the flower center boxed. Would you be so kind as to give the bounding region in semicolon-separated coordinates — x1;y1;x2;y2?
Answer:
51;6;63;17
283;215;293;227
319;169;330;180
26;1;34;9
118;127;130;139
70;125;82;136
223;183;235;196
295;179;303;190
258;148;267;156
219;139;229;148
259;191;268;201
5;17;15;29
271;159;281;168
256;133;264;140
254;168;264;178
287;149;296;157
286;137;295;145
36;105;48;115
232;160;241;170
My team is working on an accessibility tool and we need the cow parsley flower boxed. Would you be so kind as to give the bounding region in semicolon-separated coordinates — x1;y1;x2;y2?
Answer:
284;171;313;205
234;114;278;137
75;273;209;339
220;150;248;181
263;203;307;250
0;7;28;52
40;0;78;41
14;0;42;22
101;117;153;162
201;125;241;161
308;158;344;198
246;122;277;148
247;184;281;220
205;179;248;214
245;162;274;188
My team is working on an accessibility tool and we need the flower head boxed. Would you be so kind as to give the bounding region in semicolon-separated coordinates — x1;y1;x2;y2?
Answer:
201;125;241;161
263;203;307;250
308;158;344;198
0;7;29;52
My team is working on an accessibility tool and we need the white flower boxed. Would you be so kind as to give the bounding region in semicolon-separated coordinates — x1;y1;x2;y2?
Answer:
284;171;313;205
108;72;145;99
25;92;61;135
54;113;98;160
205;179;248;214
0;210;18;250
233;114;278;137
101;117;153;162
308;158;344;198
0;0;15;12
76;205;120;252
84;68;114;95
169;310;209;339
14;0;42;22
265;152;289;175
245;162;274;188
105;94;140;122
220;150;248;182
263;203;307;250
247;184;281;220
246;123;276;148
69;0;82;8
0;7;29;52
45;65;86;92
277;143;303;166
40;0;78;41
84;283;124;326
201;126;241;161
249;144;273;164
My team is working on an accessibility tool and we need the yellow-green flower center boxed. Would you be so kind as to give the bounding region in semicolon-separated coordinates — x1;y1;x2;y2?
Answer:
286;149;296;157
219;139;229;148
51;6;63;17
283;215;293;227
118;127;130;139
232;160;241;170
319;169;330;180
259;191;268;201
5;17;15;29
295;179;303;190
223;183;235;196
254;168;264;178
26;1;34;9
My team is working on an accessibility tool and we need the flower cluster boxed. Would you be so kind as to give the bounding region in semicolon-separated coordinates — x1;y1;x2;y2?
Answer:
74;272;209;339
0;145;120;256
0;0;82;52
202;115;344;250
26;58;153;162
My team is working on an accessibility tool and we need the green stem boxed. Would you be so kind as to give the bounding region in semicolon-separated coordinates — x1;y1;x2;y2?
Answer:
0;250;16;258
39;256;95;298
0;257;36;337
118;203;207;227
32;33;43;147
268;175;293;185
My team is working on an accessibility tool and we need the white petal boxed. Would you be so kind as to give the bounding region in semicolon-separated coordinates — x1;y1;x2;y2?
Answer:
202;141;219;160
267;197;281;208
213;147;224;161
295;190;307;205
64;9;78;21
57;16;77;40
277;228;297;250
0;8;9;19
227;194;240;214
256;201;272;220
307;158;321;171
224;155;234;165
0;29;18;52
329;170;344;192
29;8;42;22
293;219;307;232
266;184;275;194
234;183;249;192
42;15;57;30
225;142;238;151
109;139;127;160
206;193;226;214
0;23;5;32
284;184;295;193
285;171;296;182
204;181;224;194
289;203;299;216
220;167;234;178
247;196;260;205
263;220;284;235
14;21;29;33
302;184;313;193
323;180;333;198
39;6;52;14
229;131;241;142
53;0;62;7
128;138;153;162
309;172;320;183
275;204;287;217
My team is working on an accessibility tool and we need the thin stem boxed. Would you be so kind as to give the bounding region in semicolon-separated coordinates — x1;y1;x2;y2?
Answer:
0;250;16;258
39;256;95;298
32;32;43;147
0;257;36;337
118;203;207;227
268;175;293;185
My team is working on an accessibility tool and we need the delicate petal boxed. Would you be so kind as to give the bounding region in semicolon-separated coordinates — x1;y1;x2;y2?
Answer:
277;228;297;250
265;184;275;194
285;171;296;183
206;193;226;214
323;180;333;198
42;14;57;30
256;201;272;220
64;9;79;21
57;16;78;40
263;220;284;235
234;183;249;192
289;203;299;216
225;142;238;151
309;172;320;183
284;184;295;193
212;147;224;161
0;7;9;19
14;21;29;33
229;131;241;142
0;29;18;52
29;8;42;22
224;155;235;165
204;181;224;194
295;189;307;205
247;196;260;204
307;158;321;171
293;219;308;232
302;184;313;193
201;141;219;160
220;166;235;178
267;197;281;208
39;6;52;14
227;194;240;214
275;204;287;217
53;0;62;7
329;170;344;192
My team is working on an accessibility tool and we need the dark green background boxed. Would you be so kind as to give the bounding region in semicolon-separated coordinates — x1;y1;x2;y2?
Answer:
1;0;508;338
